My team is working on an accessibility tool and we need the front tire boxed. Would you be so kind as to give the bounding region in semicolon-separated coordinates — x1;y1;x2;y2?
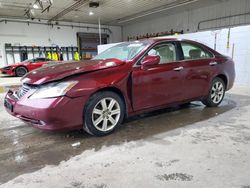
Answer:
202;77;225;107
15;67;28;77
83;91;125;136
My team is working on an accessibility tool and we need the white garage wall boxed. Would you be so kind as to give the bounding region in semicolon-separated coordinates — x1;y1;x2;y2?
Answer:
0;21;122;67
123;0;250;41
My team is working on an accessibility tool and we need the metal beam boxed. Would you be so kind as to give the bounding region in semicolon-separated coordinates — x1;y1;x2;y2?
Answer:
0;18;113;33
48;0;89;23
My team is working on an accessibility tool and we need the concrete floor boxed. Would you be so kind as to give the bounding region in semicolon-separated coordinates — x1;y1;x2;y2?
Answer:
0;85;250;188
0;74;21;86
0;75;21;93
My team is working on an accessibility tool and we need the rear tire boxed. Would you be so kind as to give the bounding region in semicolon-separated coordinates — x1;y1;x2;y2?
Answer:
202;77;225;107
83;91;125;136
15;67;28;77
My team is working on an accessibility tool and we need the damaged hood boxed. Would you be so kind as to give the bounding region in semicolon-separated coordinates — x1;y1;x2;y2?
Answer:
21;59;125;85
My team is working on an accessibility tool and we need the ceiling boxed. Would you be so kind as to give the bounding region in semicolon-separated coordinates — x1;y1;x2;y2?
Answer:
0;0;218;25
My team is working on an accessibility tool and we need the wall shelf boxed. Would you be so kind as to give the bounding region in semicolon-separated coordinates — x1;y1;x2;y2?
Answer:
5;44;78;65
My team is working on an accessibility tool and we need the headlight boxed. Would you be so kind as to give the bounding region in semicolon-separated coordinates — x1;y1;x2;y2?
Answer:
3;66;12;70
30;81;78;99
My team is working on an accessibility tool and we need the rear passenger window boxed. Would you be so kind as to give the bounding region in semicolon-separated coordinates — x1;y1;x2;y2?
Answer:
181;42;213;60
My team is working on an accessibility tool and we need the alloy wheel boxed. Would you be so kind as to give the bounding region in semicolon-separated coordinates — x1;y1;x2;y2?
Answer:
16;67;27;77
211;81;224;104
92;97;121;132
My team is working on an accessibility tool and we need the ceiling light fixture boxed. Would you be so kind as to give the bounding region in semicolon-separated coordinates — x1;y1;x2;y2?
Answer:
118;0;198;23
33;3;39;9
89;11;94;16
30;9;35;15
89;2;99;8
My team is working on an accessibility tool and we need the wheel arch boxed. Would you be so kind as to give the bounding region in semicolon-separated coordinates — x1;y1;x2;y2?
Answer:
14;66;28;75
215;74;228;88
15;65;28;70
86;86;128;117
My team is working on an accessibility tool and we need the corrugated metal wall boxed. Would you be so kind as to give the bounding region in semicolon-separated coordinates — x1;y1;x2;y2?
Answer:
123;0;250;40
122;0;250;84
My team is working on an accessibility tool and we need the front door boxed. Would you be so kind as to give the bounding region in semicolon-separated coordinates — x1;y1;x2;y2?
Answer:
132;42;185;111
28;58;47;71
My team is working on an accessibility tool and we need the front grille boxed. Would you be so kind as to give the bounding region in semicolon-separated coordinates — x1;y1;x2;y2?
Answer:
17;85;30;99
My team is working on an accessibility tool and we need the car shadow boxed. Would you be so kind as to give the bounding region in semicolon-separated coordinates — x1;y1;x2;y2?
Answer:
0;75;16;78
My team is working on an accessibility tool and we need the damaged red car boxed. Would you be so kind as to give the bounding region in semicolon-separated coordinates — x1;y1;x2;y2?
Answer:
0;57;53;77
4;38;235;136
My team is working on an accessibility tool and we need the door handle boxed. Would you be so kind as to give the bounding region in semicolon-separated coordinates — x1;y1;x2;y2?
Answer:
209;61;218;66
173;66;184;71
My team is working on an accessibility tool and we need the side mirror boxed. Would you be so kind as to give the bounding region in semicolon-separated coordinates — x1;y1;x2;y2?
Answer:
141;55;160;70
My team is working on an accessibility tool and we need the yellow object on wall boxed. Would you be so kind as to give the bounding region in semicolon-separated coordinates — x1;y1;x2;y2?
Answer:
51;52;59;60
74;52;80;61
47;52;52;60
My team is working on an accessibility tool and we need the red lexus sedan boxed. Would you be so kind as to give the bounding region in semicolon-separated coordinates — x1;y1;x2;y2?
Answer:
0;57;53;77
4;38;235;136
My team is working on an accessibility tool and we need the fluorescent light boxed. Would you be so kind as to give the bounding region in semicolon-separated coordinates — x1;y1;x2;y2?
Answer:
30;9;35;14
89;11;94;16
118;0;198;23
33;3;39;9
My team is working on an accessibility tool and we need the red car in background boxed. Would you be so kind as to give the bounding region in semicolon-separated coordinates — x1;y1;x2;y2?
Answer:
4;38;235;136
0;57;53;77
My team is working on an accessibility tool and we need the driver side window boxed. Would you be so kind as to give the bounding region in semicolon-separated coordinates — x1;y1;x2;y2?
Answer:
147;43;177;64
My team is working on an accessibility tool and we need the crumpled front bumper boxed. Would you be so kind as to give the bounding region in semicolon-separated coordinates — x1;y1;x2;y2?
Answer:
4;90;88;131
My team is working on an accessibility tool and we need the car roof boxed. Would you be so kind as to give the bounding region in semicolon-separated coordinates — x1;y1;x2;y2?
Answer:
150;37;178;42
127;38;199;44
147;37;198;43
134;37;220;56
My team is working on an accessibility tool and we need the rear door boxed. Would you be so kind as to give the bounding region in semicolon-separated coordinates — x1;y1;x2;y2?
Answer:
178;41;217;100
132;42;185;111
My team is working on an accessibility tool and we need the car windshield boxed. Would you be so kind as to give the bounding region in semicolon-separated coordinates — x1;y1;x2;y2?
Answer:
93;41;148;61
22;59;33;63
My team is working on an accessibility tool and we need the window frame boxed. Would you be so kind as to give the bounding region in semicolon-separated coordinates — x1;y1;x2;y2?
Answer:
178;41;215;61
135;41;181;66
